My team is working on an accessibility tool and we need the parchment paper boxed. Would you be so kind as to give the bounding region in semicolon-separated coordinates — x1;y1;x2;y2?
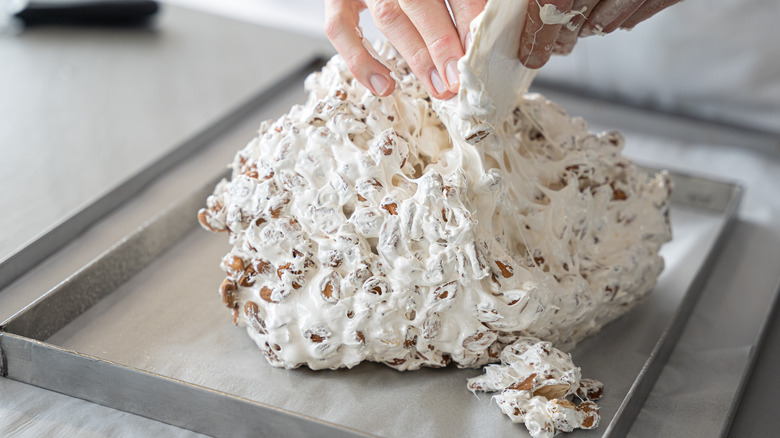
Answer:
46;201;725;438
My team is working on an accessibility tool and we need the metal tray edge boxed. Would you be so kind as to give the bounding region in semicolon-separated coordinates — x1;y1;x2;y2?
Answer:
719;274;780;437
604;182;743;436
0;332;376;438
0;56;327;294
0;171;227;340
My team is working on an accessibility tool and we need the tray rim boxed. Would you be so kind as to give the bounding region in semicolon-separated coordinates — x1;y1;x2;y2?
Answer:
0;56;327;295
0;331;377;438
604;175;742;436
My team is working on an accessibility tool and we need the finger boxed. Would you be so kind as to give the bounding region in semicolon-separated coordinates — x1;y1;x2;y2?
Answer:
324;0;396;96
552;0;599;54
619;0;682;29
448;0;487;49
399;0;464;92
367;0;455;99
580;0;646;36
519;0;575;69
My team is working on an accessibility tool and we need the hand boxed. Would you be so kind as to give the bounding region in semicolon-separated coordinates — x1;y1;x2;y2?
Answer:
324;0;681;98
325;0;484;99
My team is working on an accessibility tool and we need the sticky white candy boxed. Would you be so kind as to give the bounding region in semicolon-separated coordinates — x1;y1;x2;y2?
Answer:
468;337;603;438
198;41;671;374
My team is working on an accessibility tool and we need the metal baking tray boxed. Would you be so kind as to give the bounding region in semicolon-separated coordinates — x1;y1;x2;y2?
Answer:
0;63;742;437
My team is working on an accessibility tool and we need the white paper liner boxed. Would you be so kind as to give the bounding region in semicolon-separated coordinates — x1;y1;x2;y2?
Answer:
44;199;723;437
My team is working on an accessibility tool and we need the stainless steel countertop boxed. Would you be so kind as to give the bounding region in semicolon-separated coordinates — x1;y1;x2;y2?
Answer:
0;3;329;260
1;4;779;437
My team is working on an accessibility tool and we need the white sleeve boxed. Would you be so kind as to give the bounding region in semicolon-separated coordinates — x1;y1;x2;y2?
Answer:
537;0;780;133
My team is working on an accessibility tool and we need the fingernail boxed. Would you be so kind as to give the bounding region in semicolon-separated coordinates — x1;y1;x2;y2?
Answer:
445;60;459;89
580;23;604;37
579;25;594;36
369;74;390;95
465;31;473;50
518;45;533;66
430;69;447;94
523;53;544;69
554;41;575;55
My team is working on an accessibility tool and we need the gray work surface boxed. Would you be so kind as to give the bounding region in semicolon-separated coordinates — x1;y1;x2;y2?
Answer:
0;3;330;261
1;4;779;437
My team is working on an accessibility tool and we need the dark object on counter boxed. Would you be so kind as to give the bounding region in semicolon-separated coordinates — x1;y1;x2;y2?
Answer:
10;0;159;26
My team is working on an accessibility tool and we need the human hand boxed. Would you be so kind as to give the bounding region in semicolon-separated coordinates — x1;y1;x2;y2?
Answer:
323;0;681;98
324;0;483;99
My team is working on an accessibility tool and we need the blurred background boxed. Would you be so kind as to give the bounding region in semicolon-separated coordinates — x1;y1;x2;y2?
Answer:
165;0;780;133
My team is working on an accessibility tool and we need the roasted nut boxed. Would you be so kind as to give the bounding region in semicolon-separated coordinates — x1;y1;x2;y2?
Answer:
304;326;331;343
465;129;489;143
533;383;569;399
381;202;398;215
577;401;600;429
495;260;514;278
219;278;238;308
320;272;341;304
433;281;457;300
363;276;389;295
576;379;604;400
259;286;275;303
197;208;226;232
276;263;293;279
508;374;537;391
244;300;267;332
225;255;244;274
239;265;257;287
610;182;628;201
254;259;273;275
462;330;497;352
